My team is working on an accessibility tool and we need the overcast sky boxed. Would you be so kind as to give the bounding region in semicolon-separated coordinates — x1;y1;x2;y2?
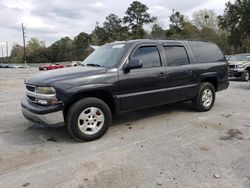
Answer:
0;0;230;52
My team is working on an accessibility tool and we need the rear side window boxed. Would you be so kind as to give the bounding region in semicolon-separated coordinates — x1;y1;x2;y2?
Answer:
189;42;225;63
132;46;161;68
164;46;190;66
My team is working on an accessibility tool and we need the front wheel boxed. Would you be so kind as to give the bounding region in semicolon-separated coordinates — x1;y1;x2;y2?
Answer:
191;82;215;112
66;97;111;141
242;70;250;81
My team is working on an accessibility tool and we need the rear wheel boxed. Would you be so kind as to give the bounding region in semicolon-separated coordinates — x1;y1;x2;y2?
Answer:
192;82;215;112
66;97;111;141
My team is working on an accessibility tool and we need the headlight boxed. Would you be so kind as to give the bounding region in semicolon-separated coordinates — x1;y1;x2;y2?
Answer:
36;87;57;105
36;87;56;94
237;64;244;69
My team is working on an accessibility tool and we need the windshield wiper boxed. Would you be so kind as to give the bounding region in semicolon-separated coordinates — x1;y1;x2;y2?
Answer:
86;63;102;67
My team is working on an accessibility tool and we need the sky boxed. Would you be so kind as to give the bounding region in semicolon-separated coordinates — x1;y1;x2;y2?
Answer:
0;0;230;54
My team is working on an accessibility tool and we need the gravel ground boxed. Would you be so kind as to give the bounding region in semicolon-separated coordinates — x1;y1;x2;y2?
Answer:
0;68;250;188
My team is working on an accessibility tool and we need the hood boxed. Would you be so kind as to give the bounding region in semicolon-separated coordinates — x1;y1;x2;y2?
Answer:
228;61;249;65
25;66;108;86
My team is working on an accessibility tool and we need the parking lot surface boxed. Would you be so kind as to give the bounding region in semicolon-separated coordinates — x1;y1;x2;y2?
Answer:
0;68;250;188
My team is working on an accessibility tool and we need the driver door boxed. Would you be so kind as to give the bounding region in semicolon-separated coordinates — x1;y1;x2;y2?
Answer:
118;44;167;112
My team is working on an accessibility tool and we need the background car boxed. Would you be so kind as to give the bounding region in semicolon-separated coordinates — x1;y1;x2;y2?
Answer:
39;63;64;71
228;53;250;81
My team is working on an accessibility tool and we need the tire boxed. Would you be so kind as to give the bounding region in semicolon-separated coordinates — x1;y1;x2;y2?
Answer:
242;70;250;81
191;82;215;112
66;97;111;141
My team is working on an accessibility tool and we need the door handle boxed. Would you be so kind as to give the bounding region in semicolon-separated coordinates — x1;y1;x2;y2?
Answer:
187;70;193;75
159;72;166;78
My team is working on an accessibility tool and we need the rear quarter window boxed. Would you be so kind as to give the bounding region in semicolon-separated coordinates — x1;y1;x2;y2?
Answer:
188;42;225;63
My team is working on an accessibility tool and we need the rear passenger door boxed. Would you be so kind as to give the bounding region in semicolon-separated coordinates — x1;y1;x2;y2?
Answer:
163;44;197;101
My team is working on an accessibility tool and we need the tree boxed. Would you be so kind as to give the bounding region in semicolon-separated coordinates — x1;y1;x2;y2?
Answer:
26;38;48;63
74;32;91;60
166;10;185;37
10;44;23;64
90;22;109;45
192;9;219;31
177;21;200;39
49;37;74;62
103;14;129;41
218;0;250;52
169;10;185;33
123;1;157;38
151;24;166;39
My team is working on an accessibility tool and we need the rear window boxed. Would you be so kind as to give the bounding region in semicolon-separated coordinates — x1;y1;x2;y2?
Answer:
188;42;225;63
164;46;190;66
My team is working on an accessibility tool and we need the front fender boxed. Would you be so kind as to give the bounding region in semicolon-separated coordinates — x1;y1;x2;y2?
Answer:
66;83;114;95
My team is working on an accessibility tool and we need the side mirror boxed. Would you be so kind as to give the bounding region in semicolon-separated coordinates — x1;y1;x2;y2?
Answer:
124;58;143;71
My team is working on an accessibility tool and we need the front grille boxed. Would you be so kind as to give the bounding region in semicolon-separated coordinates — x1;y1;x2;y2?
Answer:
229;65;235;69
26;84;36;104
27;95;36;102
26;85;36;92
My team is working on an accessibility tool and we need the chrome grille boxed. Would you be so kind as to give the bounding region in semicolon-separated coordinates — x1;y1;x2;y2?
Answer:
26;85;36;92
229;65;236;69
27;95;36;102
26;85;36;103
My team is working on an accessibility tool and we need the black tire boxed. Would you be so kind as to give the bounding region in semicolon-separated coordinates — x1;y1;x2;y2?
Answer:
191;82;215;112
66;97;111;141
242;70;250;81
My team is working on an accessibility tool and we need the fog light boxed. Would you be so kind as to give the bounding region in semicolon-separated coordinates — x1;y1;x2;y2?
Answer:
37;99;48;105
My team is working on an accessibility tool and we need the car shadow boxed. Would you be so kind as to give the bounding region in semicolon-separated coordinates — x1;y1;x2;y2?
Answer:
2;102;194;145
112;102;194;126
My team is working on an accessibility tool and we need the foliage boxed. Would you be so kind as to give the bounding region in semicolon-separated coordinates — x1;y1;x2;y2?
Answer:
9;1;250;63
103;14;129;41
218;0;250;52
26;38;48;63
151;24;166;39
90;23;110;45
74;32;91;60
48;37;74;62
123;1;156;38
192;9;219;31
10;44;24;64
169;11;185;33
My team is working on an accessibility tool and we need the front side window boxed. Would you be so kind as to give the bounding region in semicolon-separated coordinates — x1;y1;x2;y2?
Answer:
164;46;190;66
132;46;161;68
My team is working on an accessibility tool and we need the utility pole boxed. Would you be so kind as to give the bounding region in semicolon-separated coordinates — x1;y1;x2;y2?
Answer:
6;41;8;63
1;46;4;63
22;23;27;65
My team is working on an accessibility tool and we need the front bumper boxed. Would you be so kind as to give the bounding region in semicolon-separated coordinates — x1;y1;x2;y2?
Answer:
229;69;245;77
21;97;64;127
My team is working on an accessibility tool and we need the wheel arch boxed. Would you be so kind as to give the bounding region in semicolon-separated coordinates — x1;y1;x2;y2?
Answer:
200;77;218;91
63;89;116;118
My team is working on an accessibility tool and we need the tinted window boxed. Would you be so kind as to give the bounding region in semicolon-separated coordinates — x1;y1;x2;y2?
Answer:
189;42;225;63
132;46;161;68
164;46;189;66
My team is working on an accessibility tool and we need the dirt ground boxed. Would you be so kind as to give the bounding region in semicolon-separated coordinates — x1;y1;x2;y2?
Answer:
0;68;250;188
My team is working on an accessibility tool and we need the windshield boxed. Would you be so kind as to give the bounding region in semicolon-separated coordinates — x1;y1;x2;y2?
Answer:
82;43;129;68
230;55;250;61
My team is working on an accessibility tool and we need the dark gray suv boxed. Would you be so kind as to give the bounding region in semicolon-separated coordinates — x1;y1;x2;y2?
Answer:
21;39;229;141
